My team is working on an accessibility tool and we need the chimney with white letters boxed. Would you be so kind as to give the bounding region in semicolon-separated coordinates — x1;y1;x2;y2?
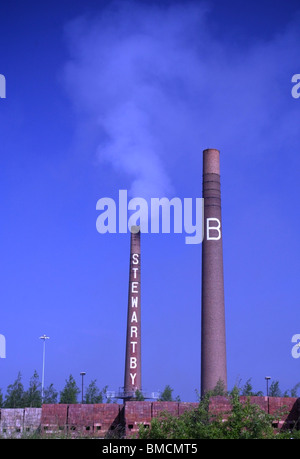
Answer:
201;148;227;396
123;225;142;399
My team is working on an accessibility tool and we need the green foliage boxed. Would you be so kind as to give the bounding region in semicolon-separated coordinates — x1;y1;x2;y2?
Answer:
138;389;291;439
138;393;215;439
158;385;173;401
269;380;282;397
24;370;42;407
208;378;227;396
220;391;274;439
135;390;145;401
0;372;114;407
290;382;300;398
43;383;58;404
59;374;80;404
2;371;59;407
4;372;26;408
241;378;263;396
85;379;104;404
158;385;180;402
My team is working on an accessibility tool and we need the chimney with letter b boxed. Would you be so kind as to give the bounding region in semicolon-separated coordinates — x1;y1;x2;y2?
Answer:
201;149;227;396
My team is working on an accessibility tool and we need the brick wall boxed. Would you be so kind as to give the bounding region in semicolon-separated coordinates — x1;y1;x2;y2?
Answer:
0;408;41;438
209;396;300;429
124;397;300;437
1;397;300;438
124;401;199;437
208;395;232;419
125;400;152;437
41;404;68;436
40;403;123;438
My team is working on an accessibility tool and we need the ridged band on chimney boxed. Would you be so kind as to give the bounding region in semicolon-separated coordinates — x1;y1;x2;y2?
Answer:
124;226;142;397
201;148;227;396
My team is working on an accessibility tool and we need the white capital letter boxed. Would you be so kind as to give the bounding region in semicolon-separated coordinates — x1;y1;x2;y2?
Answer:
131;297;138;308
131;311;138;323
131;341;137;353
130;373;137;384
131;326;138;338
132;253;139;265
207;218;221;240
131;282;138;293
130;357;137;369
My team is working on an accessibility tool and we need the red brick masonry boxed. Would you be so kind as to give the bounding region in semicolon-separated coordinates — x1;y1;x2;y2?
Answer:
1;397;299;437
41;402;122;437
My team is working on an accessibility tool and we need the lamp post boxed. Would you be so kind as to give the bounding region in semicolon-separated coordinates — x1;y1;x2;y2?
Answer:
265;376;271;414
265;376;271;397
39;335;50;402
80;372;86;404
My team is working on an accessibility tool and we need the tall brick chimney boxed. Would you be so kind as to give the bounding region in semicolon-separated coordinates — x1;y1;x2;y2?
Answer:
201;148;227;396
123;226;142;398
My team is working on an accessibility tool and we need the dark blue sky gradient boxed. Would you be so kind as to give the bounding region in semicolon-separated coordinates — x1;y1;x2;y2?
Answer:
0;0;300;401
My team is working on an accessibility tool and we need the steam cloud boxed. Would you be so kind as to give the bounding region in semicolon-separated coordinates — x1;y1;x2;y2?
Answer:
63;1;300;199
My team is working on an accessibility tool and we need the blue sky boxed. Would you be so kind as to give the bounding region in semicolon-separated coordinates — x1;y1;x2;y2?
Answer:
0;0;300;402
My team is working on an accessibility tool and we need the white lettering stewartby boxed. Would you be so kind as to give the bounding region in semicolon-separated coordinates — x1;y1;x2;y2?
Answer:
129;251;139;387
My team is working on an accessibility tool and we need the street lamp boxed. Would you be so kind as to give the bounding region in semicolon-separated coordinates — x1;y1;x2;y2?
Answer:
265;376;271;396
39;335;50;402
80;372;86;404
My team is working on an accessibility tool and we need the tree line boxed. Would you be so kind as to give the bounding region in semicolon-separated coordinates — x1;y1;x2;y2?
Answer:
0;372;180;408
233;378;300;398
1;372;299;409
0;371;111;408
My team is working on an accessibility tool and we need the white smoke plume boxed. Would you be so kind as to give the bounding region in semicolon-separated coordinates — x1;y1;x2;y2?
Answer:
63;1;300;200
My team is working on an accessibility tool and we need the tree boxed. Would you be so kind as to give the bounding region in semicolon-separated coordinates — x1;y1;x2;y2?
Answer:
269;380;281;397
135;390;145;401
241;378;263;396
209;378;227;396
59;375;80;404
85;380;104;404
24;370;42;407
0;388;3;408
158;385;174;401
290;382;300;397
4;372;25;408
43;383;58;404
220;390;274;439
